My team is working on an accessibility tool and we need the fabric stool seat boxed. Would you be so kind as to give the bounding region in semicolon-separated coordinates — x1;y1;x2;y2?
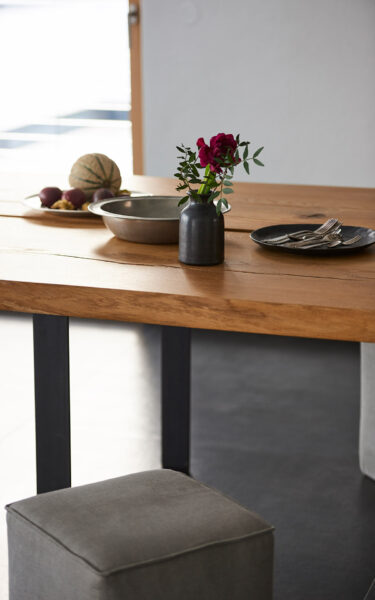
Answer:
6;469;274;600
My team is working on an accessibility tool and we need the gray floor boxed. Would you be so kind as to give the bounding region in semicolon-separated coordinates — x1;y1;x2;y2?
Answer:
191;330;375;600
1;314;374;599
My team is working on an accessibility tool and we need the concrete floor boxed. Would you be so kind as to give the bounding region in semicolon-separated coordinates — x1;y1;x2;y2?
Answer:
0;313;374;599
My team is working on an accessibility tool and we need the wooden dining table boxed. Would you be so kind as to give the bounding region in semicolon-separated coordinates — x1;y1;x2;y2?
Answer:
1;175;374;493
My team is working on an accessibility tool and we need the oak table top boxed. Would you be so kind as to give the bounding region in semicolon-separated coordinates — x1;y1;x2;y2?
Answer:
0;176;374;342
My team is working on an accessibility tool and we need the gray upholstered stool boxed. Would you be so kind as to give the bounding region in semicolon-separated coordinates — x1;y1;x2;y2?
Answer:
6;469;274;600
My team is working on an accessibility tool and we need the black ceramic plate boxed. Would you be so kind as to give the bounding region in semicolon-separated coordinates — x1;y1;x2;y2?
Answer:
250;224;375;255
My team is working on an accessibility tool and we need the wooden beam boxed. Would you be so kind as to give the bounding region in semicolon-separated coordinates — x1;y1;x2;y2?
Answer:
129;0;144;174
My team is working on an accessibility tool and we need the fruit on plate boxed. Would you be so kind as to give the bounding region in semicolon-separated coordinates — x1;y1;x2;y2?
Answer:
92;188;115;202
62;188;86;208
69;153;121;198
39;187;62;207
51;199;74;210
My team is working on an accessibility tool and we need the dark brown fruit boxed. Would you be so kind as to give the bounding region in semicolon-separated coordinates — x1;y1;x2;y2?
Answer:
92;188;115;203
39;187;62;208
62;188;86;209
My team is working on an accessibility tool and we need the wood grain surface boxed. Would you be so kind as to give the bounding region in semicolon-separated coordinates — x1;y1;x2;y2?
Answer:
125;177;375;230
2;176;375;231
1;216;374;281
0;180;374;342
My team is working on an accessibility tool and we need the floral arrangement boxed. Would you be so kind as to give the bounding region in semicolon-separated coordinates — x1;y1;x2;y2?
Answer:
175;133;264;214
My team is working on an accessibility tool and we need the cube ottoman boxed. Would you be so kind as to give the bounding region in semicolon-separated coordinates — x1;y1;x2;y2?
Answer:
6;469;274;600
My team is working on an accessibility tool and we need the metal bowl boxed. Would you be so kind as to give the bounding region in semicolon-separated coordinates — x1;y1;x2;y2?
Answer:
89;196;182;243
88;195;231;244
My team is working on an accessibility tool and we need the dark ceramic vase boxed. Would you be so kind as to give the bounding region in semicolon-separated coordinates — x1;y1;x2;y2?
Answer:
179;195;224;265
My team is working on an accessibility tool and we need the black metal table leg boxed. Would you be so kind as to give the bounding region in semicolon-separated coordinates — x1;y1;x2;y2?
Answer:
161;326;191;474
33;314;71;494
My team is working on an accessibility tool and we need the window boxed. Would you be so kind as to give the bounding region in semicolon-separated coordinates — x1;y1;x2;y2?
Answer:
0;0;132;188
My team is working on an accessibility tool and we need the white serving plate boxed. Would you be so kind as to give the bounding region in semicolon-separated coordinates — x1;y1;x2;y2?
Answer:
23;195;94;217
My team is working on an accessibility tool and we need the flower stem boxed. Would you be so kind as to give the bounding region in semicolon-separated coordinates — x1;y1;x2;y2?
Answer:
198;165;215;196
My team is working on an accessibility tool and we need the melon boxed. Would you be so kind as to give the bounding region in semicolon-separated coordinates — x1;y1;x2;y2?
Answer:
69;153;122;198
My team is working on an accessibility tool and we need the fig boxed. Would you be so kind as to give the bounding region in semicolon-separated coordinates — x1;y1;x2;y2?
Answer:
62;188;86;209
39;187;62;207
92;188;115;203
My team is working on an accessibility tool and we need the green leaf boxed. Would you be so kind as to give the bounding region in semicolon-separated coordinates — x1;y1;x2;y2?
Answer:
243;146;249;160
216;199;223;215
208;190;220;203
222;198;229;209
235;134;240;143
223;188;234;194
223;180;233;186
253;146;264;158
253;158;264;166
176;146;184;153
244;161;250;174
178;196;189;206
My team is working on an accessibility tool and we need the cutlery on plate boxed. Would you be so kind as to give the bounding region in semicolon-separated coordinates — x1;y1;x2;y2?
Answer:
269;225;343;248
285;233;361;250
265;218;340;245
342;234;362;246
284;238;343;250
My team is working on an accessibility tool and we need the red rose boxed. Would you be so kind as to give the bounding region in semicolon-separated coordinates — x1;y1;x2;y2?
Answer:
196;133;239;173
198;144;214;168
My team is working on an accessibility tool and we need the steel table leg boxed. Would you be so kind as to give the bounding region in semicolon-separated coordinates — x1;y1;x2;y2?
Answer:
33;314;71;494
161;326;191;474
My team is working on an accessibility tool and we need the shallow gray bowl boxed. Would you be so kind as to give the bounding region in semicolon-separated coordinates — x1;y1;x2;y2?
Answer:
89;195;230;244
89;196;182;244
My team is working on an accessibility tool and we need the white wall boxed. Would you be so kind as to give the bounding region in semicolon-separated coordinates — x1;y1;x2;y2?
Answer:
141;0;375;187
